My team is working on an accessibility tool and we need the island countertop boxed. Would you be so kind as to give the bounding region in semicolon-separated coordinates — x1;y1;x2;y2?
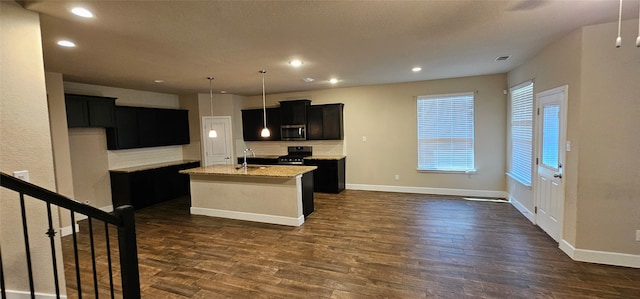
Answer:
180;164;317;178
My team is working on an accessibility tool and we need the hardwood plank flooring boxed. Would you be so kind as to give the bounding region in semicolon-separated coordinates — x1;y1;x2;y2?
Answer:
62;190;640;298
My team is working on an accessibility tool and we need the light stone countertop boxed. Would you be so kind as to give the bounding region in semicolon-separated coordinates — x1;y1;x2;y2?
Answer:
180;164;317;178
110;160;200;173
305;155;346;160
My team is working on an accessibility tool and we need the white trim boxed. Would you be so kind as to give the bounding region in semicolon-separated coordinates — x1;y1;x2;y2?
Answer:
6;289;67;299
509;195;536;224
59;205;114;237
59;224;80;237
190;207;304;227
560;240;640;269
505;172;531;189
346;184;507;199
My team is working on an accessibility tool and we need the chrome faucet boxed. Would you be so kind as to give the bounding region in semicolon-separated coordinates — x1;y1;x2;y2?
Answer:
242;148;255;168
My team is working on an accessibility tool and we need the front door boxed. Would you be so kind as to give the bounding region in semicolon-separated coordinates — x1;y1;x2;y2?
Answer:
202;116;233;166
535;86;567;242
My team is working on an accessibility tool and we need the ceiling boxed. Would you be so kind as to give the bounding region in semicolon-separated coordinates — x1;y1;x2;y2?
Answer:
23;0;638;96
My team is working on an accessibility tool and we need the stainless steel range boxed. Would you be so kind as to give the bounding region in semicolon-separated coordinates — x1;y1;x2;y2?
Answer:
278;146;312;165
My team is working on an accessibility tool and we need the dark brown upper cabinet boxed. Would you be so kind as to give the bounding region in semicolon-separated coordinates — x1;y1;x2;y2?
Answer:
65;94;116;128
307;103;344;140
280;99;310;125
241;107;281;141
106;106;189;150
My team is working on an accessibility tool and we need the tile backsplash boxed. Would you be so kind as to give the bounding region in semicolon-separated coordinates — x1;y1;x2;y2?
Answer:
242;140;345;156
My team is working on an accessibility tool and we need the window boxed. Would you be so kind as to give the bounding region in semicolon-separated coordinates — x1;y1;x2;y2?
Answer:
417;92;475;172
508;81;534;186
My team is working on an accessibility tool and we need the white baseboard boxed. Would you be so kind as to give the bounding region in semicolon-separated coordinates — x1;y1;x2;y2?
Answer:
6;289;67;299
59;204;115;237
59;224;80;237
560;239;640;268
190;207;304;227
346;183;508;199
509;195;536;224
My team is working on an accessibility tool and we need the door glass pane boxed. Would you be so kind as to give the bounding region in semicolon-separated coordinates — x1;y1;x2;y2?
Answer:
541;104;560;168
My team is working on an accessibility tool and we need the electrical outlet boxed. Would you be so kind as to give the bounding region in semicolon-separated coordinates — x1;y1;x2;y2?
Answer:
362;136;367;142
636;230;640;241
13;170;30;182
394;174;400;180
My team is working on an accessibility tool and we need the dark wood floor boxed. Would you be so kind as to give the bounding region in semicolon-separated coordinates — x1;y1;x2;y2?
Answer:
63;190;640;298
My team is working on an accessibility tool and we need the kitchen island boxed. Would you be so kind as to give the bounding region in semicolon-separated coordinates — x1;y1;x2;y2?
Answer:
180;164;316;226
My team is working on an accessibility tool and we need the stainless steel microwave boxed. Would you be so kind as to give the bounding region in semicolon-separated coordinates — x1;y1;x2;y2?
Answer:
281;125;306;141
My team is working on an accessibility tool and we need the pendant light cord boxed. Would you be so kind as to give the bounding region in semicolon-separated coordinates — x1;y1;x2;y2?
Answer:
617;0;623;47
208;77;214;117
637;0;640;47
261;70;267;128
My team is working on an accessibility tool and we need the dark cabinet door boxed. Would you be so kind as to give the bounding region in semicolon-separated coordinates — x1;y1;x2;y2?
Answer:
280;100;310;125
107;106;139;150
137;108;158;147
266;107;281;141
242;108;280;141
65;96;90;127
242;109;263;141
322;104;344;140
157;109;189;145
307;105;323;140
306;104;344;140
87;98;116;127
304;158;345;193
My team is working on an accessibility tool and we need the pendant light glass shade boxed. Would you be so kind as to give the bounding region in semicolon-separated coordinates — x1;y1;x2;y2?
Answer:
260;70;271;138
207;77;217;138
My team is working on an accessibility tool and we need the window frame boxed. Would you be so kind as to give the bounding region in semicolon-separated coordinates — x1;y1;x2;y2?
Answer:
416;92;476;173
507;80;534;187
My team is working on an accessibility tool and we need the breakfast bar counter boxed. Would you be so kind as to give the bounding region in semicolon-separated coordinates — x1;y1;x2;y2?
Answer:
180;164;316;226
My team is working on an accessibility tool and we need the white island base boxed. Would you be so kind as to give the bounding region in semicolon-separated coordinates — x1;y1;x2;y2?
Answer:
182;165;316;227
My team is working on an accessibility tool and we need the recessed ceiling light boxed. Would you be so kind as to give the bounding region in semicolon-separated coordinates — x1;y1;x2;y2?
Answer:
71;7;94;18
289;59;303;67
412;67;422;72
153;80;164;83
495;55;511;61
57;40;76;48
329;78;339;84
302;77;315;83
220;91;227;94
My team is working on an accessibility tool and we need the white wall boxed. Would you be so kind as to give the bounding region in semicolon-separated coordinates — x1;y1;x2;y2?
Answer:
508;19;640;262
244;74;508;197
0;1;66;295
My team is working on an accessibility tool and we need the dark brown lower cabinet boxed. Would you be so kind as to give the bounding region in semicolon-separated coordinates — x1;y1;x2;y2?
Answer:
110;161;200;210
304;158;345;193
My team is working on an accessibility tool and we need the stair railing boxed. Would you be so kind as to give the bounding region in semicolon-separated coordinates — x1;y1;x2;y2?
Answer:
0;172;141;299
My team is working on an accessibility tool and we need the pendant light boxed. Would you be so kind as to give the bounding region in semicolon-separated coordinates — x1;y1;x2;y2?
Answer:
207;77;217;138
637;0;640;47
259;70;271;138
616;0;623;47
615;0;640;48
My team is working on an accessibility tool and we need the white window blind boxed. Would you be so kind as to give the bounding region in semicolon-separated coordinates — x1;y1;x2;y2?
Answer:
508;82;533;186
417;93;475;172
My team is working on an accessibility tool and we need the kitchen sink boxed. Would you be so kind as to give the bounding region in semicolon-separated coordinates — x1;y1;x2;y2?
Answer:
235;165;268;170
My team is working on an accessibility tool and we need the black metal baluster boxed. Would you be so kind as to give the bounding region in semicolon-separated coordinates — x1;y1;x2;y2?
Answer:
88;217;99;298
104;223;115;299
70;211;82;299
19;193;35;299
45;202;61;299
1;245;7;299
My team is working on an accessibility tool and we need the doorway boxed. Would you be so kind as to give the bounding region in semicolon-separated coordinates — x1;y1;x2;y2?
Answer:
202;116;233;166
535;85;567;242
